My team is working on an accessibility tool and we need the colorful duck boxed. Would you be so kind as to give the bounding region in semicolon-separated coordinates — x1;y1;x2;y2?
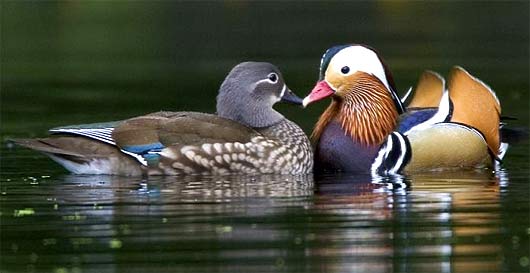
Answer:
13;62;314;176
302;44;506;175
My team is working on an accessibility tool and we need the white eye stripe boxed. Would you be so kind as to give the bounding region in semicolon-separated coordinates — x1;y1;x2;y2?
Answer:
279;84;287;97
255;78;272;85
255;73;280;85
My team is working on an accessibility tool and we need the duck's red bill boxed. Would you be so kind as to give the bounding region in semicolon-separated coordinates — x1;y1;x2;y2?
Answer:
302;81;335;107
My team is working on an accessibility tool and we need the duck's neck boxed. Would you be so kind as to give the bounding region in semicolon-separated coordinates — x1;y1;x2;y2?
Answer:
312;81;399;146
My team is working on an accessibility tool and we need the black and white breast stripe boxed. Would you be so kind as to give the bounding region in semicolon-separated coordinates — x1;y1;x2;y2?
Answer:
371;132;412;175
49;128;116;146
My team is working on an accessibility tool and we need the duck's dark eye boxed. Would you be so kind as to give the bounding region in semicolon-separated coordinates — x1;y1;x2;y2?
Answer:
341;66;350;74
268;73;278;83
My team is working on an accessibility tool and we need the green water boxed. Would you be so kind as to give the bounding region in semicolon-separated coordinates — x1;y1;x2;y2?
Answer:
1;2;529;273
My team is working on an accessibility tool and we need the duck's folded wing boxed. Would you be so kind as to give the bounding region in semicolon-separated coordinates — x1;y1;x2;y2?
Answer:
49;120;122;145
112;111;260;166
407;70;445;109
447;66;501;156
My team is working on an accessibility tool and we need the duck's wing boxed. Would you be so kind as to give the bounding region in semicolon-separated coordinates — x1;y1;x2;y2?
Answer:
407;70;445;109
398;70;446;133
111;111;260;166
448;66;501;156
49;120;122;146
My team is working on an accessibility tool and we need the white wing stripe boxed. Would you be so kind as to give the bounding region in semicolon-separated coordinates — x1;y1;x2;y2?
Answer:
49;128;116;145
120;149;148;166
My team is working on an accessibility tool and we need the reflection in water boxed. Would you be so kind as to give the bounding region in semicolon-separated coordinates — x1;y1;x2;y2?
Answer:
308;170;507;273
1;167;527;273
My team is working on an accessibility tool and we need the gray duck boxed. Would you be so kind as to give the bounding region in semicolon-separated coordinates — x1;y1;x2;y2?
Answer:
13;62;314;176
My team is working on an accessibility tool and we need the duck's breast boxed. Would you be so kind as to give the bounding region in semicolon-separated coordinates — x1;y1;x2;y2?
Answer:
315;121;380;174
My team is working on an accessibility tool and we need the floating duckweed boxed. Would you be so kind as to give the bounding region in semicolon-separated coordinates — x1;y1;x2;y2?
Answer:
43;238;57;246
162;217;168;223
62;213;86;221
54;267;68;273
70;238;93;247
109;239;122;249
41;175;50;178
14;208;35;217
54;204;59;210
215;225;233;234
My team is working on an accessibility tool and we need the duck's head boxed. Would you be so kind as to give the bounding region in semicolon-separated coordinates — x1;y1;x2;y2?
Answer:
217;62;303;128
303;44;403;111
303;45;404;145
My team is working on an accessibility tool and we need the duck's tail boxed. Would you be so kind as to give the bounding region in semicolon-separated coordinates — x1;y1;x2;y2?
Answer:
10;137;141;175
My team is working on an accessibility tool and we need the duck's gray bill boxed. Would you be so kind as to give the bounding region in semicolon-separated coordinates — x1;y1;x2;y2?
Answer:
280;87;304;106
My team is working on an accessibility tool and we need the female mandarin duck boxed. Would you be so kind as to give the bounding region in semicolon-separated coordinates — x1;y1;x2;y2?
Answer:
302;44;506;175
14;62;313;176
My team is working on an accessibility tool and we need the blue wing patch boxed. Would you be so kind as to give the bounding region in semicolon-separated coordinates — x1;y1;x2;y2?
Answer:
120;142;166;166
397;108;437;133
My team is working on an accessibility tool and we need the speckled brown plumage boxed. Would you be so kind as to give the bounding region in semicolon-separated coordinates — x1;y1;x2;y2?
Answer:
138;115;313;175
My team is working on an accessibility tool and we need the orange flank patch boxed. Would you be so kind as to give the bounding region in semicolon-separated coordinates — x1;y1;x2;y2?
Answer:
448;66;501;155
408;70;445;108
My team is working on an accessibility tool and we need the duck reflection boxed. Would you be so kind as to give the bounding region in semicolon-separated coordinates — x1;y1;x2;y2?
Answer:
309;169;506;273
16;174;315;272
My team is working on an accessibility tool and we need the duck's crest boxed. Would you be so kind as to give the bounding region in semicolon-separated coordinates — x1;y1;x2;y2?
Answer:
319;45;350;80
448;66;501;155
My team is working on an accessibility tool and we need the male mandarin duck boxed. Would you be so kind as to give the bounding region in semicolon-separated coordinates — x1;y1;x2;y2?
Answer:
302;44;507;175
13;62;313;176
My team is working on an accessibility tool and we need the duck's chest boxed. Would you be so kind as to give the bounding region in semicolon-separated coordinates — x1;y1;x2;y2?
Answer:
315;121;380;174
257;120;314;173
